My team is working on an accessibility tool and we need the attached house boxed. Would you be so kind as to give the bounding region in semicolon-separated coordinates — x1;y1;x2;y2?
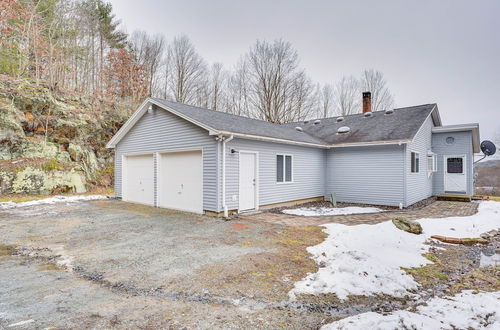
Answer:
106;93;480;216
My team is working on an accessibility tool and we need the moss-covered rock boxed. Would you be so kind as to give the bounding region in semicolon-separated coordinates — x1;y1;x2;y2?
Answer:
6;166;86;194
0;74;135;194
392;216;423;234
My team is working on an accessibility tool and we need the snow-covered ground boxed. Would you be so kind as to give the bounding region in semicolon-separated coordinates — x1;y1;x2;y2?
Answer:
282;206;383;217
290;201;500;300
0;195;108;209
323;290;500;330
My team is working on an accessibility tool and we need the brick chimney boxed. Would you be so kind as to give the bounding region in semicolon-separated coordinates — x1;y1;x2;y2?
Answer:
362;92;372;113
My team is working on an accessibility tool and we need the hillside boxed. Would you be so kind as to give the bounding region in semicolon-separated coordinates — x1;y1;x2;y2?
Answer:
0;75;134;195
475;159;500;196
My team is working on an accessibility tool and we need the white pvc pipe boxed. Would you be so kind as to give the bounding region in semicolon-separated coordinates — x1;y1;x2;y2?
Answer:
222;134;234;218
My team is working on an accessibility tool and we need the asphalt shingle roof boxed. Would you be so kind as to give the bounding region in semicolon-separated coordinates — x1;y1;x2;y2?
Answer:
152;98;326;145
152;98;436;147
283;104;436;144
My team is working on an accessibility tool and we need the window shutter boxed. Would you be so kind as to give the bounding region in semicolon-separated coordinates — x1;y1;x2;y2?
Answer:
285;155;292;182
276;155;284;182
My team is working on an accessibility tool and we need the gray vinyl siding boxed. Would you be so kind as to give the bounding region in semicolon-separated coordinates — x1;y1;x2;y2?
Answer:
431;131;474;195
222;138;326;210
326;145;405;207
114;109;218;211
405;116;434;206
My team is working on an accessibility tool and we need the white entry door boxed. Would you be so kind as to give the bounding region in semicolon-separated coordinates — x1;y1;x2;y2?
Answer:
158;150;203;214
239;152;257;211
123;154;154;205
444;156;467;192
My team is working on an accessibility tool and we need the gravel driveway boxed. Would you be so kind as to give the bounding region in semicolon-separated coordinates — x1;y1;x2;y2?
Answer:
0;199;329;329
1;198;495;329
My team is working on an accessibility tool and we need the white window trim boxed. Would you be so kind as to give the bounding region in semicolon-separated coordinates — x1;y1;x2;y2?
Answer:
427;154;437;178
410;151;420;174
276;153;294;184
427;154;437;172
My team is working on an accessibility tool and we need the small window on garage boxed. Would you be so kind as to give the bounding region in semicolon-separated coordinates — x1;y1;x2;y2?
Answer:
277;154;292;183
447;157;463;173
411;152;419;173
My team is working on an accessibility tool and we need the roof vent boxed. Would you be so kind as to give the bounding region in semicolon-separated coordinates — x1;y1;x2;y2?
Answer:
364;112;373;118
304;120;309;124
336;116;344;123
314;119;321;125
337;126;350;134
385;109;394;115
295;126;303;132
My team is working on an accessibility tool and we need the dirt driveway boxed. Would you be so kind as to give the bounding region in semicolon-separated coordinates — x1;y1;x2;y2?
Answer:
0;199;331;329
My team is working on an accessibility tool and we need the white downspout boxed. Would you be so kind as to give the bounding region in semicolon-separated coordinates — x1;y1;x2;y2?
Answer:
222;134;234;218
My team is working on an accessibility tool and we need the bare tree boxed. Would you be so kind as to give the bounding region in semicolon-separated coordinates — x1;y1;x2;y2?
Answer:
319;83;334;118
165;35;207;104
130;31;165;96
244;39;316;123
332;76;360;115
208;62;227;110
360;69;394;111
225;59;251;116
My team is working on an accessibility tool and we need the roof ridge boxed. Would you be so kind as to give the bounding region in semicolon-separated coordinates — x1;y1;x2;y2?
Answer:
152;97;283;126
283;103;437;125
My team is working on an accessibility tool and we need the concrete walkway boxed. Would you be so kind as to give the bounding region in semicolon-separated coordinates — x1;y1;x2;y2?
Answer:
239;201;479;227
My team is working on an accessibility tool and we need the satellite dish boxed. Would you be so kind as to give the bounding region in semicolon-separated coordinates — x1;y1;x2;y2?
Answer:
481;140;496;156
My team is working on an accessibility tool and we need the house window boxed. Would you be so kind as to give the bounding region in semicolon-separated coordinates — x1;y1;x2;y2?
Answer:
277;154;292;183
427;154;437;173
447;157;463;173
411;152;419;173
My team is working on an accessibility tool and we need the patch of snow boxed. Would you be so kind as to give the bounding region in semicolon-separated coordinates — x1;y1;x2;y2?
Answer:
480;252;500;267
8;319;35;327
290;201;500;300
0;195;108;210
282;206;383;217
322;290;500;330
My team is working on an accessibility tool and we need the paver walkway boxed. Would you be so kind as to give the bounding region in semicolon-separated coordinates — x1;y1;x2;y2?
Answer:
239;201;479;227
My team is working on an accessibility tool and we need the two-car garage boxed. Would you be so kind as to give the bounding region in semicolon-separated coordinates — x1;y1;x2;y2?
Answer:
121;150;203;214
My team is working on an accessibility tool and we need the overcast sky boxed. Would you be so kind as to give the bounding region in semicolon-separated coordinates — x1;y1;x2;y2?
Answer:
109;0;500;141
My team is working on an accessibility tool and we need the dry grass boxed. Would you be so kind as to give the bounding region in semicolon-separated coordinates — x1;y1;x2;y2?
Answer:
0;190;113;203
0;194;49;203
173;225;326;301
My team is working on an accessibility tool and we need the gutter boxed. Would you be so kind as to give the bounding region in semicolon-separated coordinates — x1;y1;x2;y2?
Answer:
214;131;327;148
221;134;234;218
328;139;411;148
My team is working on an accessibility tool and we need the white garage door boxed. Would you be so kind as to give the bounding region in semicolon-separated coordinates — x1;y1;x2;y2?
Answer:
123;154;154;205
158;150;203;214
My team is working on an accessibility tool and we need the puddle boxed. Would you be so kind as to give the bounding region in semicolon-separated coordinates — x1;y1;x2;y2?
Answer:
479;252;500;267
